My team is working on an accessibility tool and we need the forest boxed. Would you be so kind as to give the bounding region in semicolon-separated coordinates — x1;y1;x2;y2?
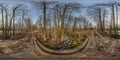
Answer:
0;0;120;60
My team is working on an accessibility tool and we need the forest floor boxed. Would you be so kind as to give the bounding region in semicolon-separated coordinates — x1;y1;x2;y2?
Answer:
0;31;120;60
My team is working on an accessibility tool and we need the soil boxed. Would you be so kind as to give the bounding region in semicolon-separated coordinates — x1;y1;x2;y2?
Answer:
0;31;119;60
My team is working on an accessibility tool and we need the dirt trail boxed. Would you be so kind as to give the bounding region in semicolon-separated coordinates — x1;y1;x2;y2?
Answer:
8;41;36;58
0;33;37;58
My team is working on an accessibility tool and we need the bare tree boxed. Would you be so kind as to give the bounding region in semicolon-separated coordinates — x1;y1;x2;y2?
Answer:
12;5;21;35
1;8;4;39
24;18;32;32
87;6;108;32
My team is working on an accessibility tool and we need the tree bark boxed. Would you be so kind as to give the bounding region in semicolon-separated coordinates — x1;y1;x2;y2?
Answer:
1;8;5;40
61;5;67;41
43;2;47;40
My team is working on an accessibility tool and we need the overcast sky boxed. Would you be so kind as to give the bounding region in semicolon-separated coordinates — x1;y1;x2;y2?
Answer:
0;0;120;24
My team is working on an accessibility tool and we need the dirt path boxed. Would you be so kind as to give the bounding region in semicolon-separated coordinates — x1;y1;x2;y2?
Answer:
0;33;37;58
8;41;36;58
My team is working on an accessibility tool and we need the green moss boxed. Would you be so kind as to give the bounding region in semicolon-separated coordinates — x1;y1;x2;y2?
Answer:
67;35;88;49
37;36;44;40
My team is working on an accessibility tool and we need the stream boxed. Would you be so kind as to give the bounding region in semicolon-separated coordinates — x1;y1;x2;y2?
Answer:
58;35;72;50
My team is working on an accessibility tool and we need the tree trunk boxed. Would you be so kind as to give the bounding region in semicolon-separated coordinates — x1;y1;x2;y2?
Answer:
13;10;15;35
53;11;57;41
1;8;5;40
4;9;8;36
43;2;47;41
98;8;103;31
61;5;67;41
72;19;77;32
116;5;118;35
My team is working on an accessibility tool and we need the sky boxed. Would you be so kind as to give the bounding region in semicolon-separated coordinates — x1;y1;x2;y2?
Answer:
0;0;120;24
